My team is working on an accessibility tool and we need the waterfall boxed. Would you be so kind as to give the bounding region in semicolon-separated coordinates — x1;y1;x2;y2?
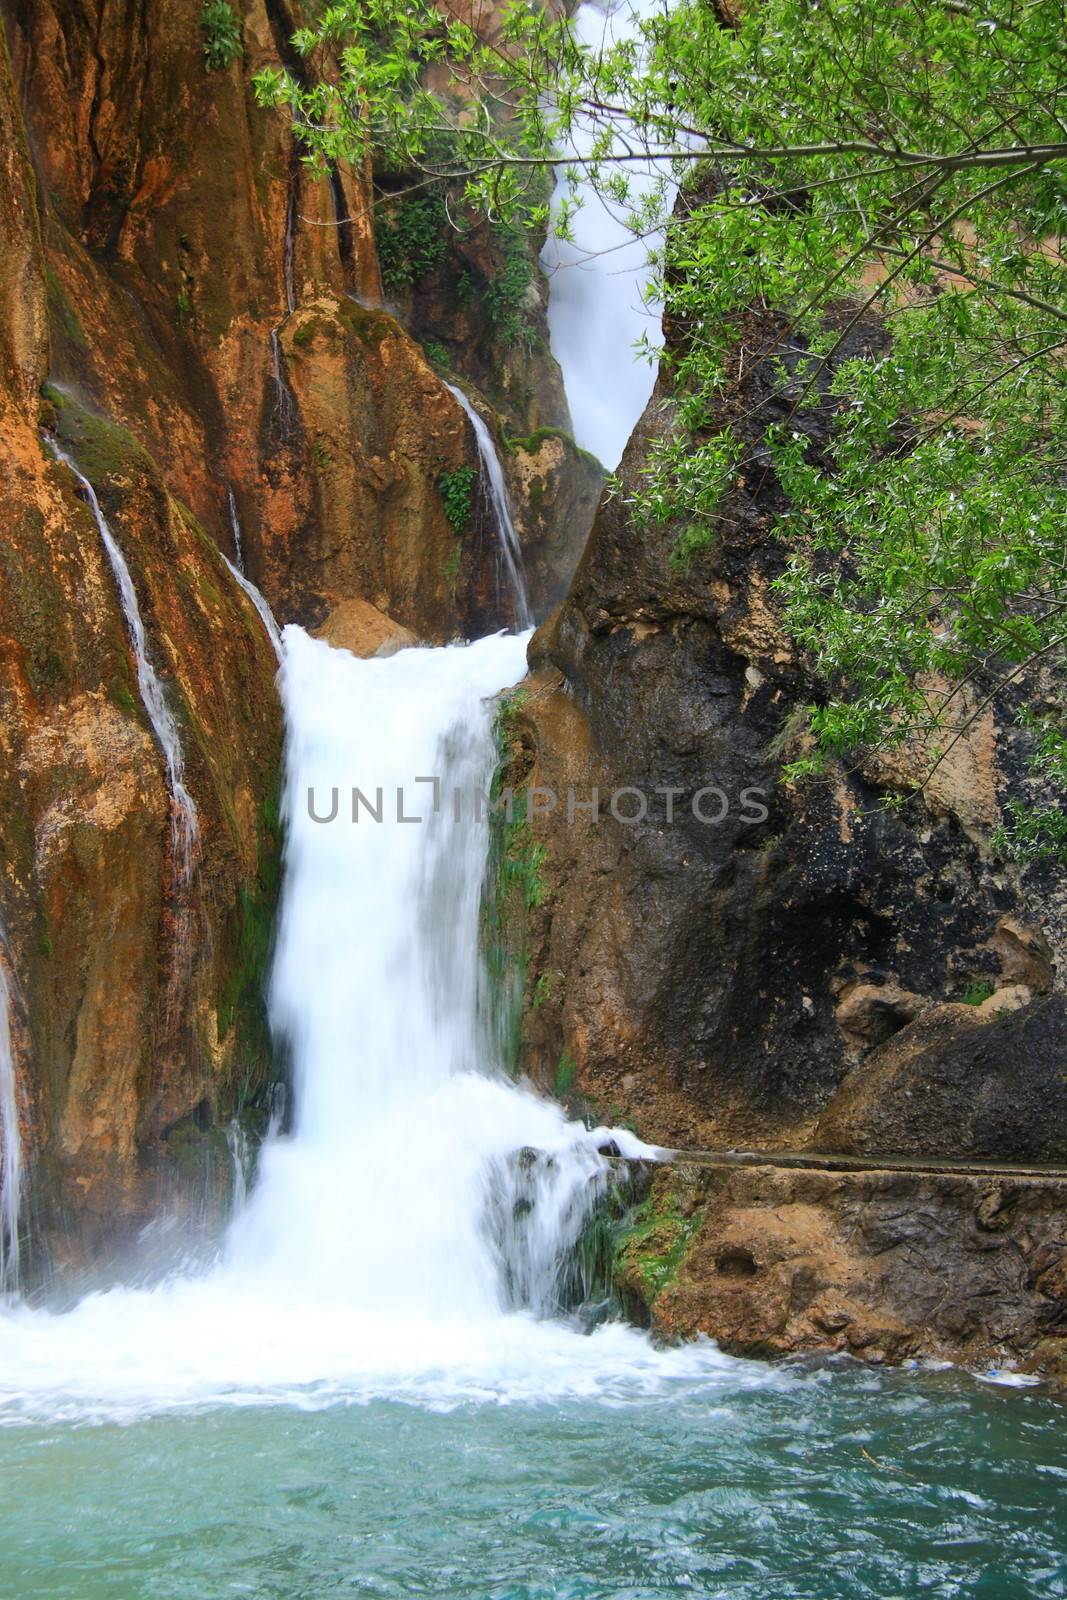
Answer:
223;491;284;661
48;442;200;884
541;0;679;470
0;624;733;1422
226;1119;251;1215
444;384;533;628
0;935;21;1298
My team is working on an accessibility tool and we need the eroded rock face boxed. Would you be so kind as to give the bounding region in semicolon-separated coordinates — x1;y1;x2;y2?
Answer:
3;0;582;641
506;429;606;618
0;0;602;1273
496;309;1064;1157
616;1163;1067;1381
815;995;1067;1162
0;403;282;1273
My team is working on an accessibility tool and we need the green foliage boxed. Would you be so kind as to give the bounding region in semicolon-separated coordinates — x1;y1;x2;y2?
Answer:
442;540;461;597
376;196;447;292
962;981;996;1007
423;339;452;371
484;222;534;347
437;465;476;534
253;0;1067;856
200;1;242;73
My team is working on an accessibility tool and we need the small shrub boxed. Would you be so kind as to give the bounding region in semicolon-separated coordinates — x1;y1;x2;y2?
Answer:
437;465;475;534
962;981;995;1007
376;197;448;292
200;2;242;72
423;339;452;371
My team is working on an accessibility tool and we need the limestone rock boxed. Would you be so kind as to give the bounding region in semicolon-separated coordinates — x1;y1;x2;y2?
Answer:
621;1162;1067;1379
316;598;417;659
814;994;1067;1161
833;979;927;1048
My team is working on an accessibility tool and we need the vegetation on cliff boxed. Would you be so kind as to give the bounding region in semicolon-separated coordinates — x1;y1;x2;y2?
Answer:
259;0;1066;858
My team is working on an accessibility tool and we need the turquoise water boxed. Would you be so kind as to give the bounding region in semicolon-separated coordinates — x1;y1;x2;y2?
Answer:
1;1362;1063;1599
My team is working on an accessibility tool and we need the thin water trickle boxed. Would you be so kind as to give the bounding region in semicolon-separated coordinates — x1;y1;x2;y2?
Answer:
269;328;298;439
445;383;533;627
48;441;200;885
223;491;284;660
0;932;21;1298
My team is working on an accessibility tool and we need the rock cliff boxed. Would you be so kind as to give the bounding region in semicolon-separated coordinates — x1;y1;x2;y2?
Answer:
492;297;1066;1373
0;0;597;1273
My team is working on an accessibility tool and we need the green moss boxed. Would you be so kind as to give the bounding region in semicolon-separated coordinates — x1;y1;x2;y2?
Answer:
337;298;395;346
554;1051;577;1096
480;691;551;1076
38;933;54;959
442;540;462;598
45;386;150;487
670;523;716;572
506;426;604;476
44;267;87;353
110;680;137;715
532;971;555;1011
614;1182;706;1307
216;778;282;1054
962;980;996;1006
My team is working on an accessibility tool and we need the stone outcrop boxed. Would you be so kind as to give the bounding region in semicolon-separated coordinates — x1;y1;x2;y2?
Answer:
496;302;1064;1159
815;994;1067;1162
488;289;1066;1371
0;80;282;1269
2;0;594;641
614;1161;1067;1382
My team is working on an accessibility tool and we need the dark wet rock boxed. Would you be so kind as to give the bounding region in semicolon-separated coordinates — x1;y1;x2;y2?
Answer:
815;995;1067;1162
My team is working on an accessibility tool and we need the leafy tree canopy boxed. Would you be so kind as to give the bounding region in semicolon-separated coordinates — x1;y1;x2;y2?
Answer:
256;0;1067;858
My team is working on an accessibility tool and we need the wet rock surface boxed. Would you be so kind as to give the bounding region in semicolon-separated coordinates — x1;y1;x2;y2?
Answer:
616;1162;1067;1382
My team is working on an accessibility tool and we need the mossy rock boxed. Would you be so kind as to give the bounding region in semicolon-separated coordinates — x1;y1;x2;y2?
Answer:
507;426;604;476
613;1178;706;1313
44;385;151;486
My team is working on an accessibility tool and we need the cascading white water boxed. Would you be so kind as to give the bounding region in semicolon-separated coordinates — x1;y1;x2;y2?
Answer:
49;443;200;883
445;383;533;628
541;0;679;470
226;484;246;571
223;491;284;660
0;934;21;1298
0;625;741;1421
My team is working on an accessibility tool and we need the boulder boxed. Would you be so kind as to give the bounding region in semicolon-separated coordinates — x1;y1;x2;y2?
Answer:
814;995;1067;1161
